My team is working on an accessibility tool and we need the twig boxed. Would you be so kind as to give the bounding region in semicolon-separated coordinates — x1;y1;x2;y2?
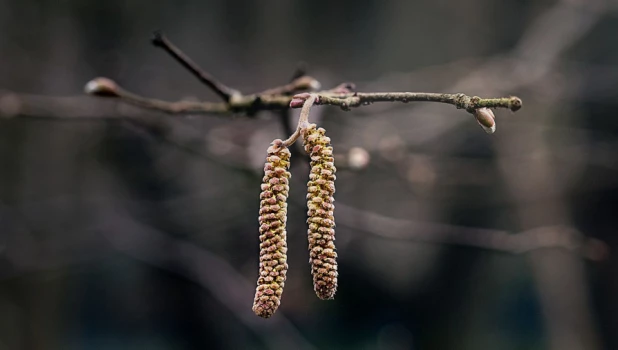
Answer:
312;92;521;113
77;32;522;126
151;31;240;102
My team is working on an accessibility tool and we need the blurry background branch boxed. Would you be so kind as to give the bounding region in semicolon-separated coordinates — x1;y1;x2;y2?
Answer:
334;203;608;261
0;198;317;350
100;214;318;350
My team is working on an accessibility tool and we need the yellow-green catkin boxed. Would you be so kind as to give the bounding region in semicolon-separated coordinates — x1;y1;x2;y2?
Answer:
252;140;291;318
302;124;338;300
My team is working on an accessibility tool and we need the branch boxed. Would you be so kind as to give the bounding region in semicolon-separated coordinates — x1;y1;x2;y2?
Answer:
77;31;522;134
83;76;521;129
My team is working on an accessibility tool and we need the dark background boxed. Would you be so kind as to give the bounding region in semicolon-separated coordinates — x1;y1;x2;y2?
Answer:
1;0;618;349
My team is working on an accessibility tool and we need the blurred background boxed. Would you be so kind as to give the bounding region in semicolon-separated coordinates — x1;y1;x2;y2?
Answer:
1;0;618;349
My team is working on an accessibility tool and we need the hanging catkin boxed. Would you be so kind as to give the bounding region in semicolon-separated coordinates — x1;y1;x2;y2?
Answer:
252;140;291;318
302;124;338;300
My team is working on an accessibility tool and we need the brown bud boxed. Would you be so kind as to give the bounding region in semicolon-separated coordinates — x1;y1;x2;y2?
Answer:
253;139;291;318
84;77;120;97
301;124;338;300
473;108;496;134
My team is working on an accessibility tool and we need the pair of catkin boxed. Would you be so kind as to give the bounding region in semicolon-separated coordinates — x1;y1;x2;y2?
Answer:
252;124;337;318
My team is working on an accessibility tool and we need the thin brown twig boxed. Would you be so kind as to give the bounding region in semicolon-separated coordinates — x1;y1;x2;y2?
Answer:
315;91;522;113
151;31;240;102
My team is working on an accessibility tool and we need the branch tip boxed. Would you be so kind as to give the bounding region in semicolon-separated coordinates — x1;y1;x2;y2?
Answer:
151;30;165;47
509;96;522;112
84;77;120;97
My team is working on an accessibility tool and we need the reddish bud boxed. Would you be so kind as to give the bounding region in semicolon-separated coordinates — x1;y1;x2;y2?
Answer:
473;108;496;134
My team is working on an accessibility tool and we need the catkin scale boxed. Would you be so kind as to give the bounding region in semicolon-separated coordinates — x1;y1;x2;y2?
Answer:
302;124;338;300
252;140;291;318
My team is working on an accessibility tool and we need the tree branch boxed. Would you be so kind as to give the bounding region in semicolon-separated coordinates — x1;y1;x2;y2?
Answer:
76;31;523;133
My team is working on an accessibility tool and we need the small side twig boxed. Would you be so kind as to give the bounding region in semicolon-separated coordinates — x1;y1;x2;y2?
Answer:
151;31;240;102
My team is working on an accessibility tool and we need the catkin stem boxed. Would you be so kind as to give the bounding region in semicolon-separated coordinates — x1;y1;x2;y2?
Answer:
282;94;319;148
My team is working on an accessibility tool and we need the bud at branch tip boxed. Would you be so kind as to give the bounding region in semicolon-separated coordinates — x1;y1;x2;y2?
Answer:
84;78;119;97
